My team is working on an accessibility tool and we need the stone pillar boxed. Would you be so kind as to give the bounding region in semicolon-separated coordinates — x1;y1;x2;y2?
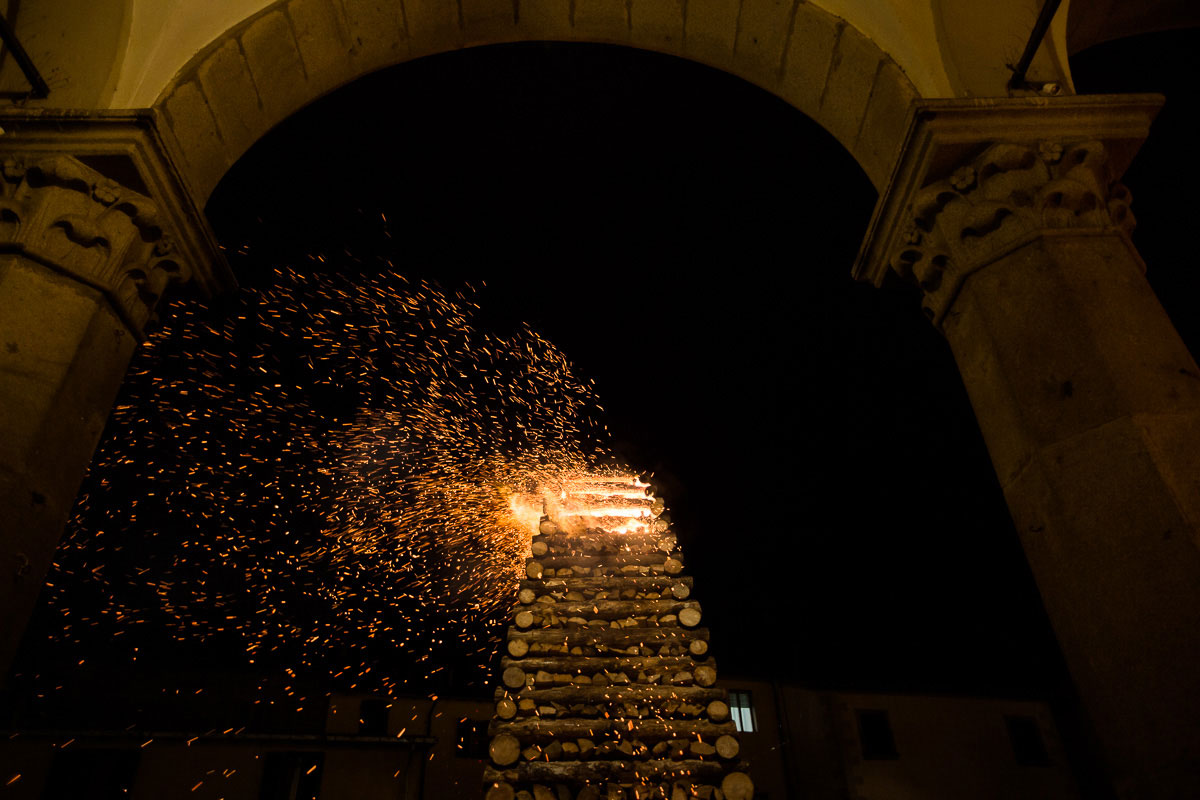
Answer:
857;95;1200;799
0;112;232;678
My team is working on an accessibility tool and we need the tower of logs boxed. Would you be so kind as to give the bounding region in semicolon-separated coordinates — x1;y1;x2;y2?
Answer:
484;479;754;800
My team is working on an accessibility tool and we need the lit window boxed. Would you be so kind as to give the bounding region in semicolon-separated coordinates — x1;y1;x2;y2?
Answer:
729;690;757;733
856;709;898;759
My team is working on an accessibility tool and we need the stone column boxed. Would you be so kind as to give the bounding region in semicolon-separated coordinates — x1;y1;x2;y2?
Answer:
857;95;1200;799
0;112;232;679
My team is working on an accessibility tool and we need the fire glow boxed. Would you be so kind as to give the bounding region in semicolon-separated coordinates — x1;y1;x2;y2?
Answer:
507;474;664;538
41;257;639;696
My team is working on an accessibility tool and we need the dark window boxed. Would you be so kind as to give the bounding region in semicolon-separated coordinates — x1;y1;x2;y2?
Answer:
729;690;757;733
856;709;899;759
1006;715;1051;766
259;751;323;800
456;719;489;759
41;748;139;799
358;698;389;736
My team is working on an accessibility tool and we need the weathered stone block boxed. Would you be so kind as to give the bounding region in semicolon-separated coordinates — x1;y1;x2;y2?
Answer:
779;3;840;118
287;0;352;96
733;0;794;83
817;20;881;148
1139;411;1200;534
854;58;918;191
0;255;138;678
196;38;269;162
241;11;310;121
0;262;113;465
161;80;231;203
518;0;573;41
341;0;410;69
574;0;629;42
406;0;464;57
630;0;684;51
945;235;1200;485
1003;417;1200;798
683;0;739;68
463;0;520;45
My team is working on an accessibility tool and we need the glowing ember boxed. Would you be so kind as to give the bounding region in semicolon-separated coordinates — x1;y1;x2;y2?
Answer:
37;259;637;696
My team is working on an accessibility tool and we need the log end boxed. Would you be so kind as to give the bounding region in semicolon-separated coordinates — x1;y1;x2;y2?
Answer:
489;733;521;766
716;734;740;759
706;699;730;722
721;771;754;800
502;665;526;689
496;697;518;720
485;781;516;800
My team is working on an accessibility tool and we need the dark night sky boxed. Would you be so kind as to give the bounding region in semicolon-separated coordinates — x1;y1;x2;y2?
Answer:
198;33;1200;696
205;41;1046;698
10;31;1199;749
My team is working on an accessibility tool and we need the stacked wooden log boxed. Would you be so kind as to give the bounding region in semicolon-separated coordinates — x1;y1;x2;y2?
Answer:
485;503;753;800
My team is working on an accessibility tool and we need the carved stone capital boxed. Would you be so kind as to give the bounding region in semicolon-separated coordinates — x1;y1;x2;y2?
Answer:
893;139;1137;323
0;154;186;336
854;95;1163;329
0;109;234;339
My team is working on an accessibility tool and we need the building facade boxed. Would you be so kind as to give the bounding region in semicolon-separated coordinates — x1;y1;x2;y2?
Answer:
2;2;1199;797
0;691;492;799
727;678;1081;800
0;681;1081;799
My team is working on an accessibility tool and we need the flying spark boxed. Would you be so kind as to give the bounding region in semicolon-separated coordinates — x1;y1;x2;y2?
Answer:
39;255;637;699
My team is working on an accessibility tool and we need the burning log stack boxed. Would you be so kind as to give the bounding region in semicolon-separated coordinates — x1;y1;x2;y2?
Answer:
486;477;753;800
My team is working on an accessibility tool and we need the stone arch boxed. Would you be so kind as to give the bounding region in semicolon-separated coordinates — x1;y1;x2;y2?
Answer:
153;0;918;207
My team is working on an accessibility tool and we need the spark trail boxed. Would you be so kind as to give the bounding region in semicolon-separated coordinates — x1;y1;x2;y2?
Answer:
42;258;626;696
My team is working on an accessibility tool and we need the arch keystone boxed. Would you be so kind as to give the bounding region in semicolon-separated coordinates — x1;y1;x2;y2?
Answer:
574;0;631;42
630;0;684;50
518;0;574;40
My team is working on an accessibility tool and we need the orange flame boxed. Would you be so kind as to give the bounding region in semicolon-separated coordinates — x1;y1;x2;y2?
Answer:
506;472;660;537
